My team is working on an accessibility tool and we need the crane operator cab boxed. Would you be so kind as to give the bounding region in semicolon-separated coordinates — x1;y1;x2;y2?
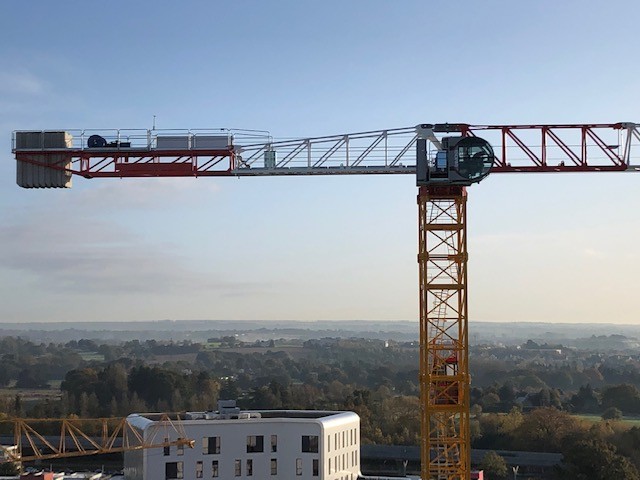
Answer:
416;124;495;186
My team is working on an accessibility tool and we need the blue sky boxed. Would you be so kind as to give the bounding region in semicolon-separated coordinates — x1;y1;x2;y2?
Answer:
1;1;639;323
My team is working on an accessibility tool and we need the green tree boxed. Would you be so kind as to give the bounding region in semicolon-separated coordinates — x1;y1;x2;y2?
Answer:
480;392;501;411
0;365;11;386
219;380;240;400
128;366;184;407
498;382;516;407
98;363;128;404
480;451;508;479
13;394;23;416
470;404;483;418
0;462;19;476
601;384;640;414
16;366;49;389
570;384;600;413
61;368;99;403
615;426;640;469
500;407;524;435
557;439;640;480
602;407;623;421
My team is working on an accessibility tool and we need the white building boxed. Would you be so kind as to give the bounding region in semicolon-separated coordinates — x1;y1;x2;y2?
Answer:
124;401;360;480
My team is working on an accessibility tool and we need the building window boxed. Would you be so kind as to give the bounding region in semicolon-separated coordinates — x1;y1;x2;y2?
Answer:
246;459;253;476
164;437;170;456
335;433;338;449
329;457;332;474
271;434;278;452
165;462;183;480
302;435;319;453
312;459;319;477
203;436;220;454
270;459;277;476
177;438;184;456
296;458;302;476
196;461;203;479
327;435;330;452
235;459;241;476
211;461;219;478
246;435;264;453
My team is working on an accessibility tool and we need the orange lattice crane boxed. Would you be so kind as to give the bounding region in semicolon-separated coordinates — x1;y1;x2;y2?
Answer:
12;122;640;479
0;416;193;464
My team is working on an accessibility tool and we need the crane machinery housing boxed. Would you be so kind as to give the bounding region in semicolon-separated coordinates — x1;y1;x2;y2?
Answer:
11;121;640;480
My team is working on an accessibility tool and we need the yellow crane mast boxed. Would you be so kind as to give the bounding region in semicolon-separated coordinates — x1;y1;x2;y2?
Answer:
418;185;470;479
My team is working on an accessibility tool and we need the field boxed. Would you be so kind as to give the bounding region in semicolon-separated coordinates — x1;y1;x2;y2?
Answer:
573;414;640;427
77;351;105;362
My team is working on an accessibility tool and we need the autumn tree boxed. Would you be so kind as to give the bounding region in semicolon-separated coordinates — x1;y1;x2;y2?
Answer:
513;407;584;452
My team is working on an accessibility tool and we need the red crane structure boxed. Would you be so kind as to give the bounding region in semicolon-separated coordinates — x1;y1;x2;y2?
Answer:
12;122;640;479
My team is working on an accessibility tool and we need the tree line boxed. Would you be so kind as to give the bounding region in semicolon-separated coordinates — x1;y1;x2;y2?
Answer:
3;335;640;478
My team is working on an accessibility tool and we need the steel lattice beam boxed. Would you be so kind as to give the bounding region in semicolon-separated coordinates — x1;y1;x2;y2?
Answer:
418;186;470;480
12;123;640;183
1;416;193;463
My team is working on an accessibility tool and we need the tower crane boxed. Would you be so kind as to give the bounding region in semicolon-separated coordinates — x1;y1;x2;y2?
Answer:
11;122;640;479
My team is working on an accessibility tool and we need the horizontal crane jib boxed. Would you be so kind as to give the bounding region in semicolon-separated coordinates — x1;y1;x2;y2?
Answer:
11;123;639;187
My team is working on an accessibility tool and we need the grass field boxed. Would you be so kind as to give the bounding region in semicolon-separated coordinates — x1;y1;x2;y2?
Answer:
0;387;61;402
78;351;105;362
573;414;640;426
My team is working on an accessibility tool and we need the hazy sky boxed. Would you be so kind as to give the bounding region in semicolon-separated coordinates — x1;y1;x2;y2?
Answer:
1;1;639;324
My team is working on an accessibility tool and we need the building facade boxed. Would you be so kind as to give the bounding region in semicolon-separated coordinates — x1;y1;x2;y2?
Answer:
124;403;360;480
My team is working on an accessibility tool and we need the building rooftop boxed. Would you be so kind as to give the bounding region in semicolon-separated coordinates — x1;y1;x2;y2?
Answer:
130;400;354;425
127;401;358;433
135;409;348;422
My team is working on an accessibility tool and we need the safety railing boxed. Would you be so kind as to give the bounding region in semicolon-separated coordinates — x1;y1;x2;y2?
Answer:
236;127;421;171
12;128;271;152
